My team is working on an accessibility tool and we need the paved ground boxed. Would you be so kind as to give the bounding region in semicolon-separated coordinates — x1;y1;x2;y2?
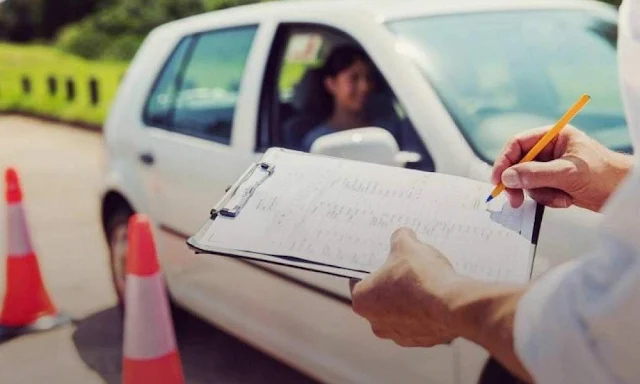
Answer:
0;115;317;384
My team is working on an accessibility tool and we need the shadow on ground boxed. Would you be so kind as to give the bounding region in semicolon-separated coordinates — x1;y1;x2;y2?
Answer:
72;306;318;384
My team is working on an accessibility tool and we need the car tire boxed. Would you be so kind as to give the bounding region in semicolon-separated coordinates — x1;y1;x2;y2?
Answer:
105;206;183;319
478;358;525;384
105;206;134;311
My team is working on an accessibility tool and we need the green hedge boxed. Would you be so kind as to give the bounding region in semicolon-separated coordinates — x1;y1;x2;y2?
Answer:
0;43;127;126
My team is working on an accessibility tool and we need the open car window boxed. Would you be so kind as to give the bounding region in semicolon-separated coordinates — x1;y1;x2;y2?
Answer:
257;24;434;171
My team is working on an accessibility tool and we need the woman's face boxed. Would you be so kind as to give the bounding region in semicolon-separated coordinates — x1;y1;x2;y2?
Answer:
325;59;373;113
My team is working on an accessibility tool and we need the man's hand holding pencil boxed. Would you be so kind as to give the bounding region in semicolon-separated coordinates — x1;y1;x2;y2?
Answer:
491;124;633;212
350;94;636;382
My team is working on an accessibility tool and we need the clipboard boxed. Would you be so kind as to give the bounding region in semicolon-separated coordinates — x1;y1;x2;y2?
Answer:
211;162;276;219
187;148;544;282
188;156;368;279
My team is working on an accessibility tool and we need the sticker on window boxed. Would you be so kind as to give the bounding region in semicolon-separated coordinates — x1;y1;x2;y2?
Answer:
284;34;323;63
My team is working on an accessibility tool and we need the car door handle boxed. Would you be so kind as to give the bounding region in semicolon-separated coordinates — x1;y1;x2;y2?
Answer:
139;152;155;166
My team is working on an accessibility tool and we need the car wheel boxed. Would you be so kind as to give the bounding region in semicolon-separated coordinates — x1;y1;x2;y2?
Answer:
478;358;525;384
105;206;182;319
106;207;133;309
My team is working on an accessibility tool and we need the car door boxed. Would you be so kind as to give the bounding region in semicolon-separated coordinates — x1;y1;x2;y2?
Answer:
246;22;458;383
253;21;438;305
144;17;457;383
141;25;264;277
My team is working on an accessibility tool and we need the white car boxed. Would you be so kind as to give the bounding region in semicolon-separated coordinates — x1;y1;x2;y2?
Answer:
101;0;631;383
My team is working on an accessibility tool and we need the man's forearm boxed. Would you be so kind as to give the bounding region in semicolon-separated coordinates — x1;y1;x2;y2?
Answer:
444;278;533;382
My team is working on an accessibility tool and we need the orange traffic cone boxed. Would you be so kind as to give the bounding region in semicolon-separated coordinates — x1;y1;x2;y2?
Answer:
122;214;184;384
0;168;69;339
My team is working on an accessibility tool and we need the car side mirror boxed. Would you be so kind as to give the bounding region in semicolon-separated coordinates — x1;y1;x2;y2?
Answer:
309;127;421;167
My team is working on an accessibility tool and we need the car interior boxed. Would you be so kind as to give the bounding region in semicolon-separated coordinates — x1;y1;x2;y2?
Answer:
272;29;402;151
257;25;434;171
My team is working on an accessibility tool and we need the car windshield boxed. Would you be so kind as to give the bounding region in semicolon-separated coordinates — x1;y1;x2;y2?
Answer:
387;10;632;162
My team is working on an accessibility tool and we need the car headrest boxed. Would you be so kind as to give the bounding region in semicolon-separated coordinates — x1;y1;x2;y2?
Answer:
290;67;332;117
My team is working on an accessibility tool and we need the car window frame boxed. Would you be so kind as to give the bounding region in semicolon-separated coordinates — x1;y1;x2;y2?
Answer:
257;23;352;151
256;24;289;151
142;35;195;131
257;22;435;171
142;24;259;146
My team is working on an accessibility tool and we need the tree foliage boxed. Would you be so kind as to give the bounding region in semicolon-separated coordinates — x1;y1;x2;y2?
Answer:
0;0;112;42
0;0;265;59
53;0;267;60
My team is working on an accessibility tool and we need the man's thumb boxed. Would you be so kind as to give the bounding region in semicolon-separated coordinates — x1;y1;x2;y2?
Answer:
501;159;575;190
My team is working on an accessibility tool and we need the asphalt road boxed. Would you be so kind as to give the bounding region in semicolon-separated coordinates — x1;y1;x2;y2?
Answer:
0;115;317;384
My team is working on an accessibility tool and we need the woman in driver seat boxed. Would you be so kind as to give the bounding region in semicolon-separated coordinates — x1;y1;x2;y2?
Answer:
301;45;376;152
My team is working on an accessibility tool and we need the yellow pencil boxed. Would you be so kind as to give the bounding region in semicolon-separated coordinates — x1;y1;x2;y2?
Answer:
486;93;591;203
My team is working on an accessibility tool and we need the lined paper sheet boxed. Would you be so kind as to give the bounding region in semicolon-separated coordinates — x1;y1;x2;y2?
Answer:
193;149;539;283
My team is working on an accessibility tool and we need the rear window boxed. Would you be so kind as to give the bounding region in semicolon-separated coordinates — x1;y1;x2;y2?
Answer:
144;26;258;145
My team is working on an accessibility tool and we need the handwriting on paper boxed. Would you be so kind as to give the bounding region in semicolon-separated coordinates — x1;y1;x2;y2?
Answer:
202;150;537;283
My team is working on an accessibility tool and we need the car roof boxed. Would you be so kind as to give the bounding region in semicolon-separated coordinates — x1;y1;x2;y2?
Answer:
277;0;615;21
157;0;616;35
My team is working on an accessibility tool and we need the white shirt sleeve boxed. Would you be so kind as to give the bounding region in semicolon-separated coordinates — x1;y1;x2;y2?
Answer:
514;248;640;383
514;164;640;384
514;0;640;380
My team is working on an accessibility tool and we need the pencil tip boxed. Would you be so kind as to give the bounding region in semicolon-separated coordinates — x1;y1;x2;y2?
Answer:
485;196;493;203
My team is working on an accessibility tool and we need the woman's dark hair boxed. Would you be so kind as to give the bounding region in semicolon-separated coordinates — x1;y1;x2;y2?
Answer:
321;45;371;78
313;45;373;118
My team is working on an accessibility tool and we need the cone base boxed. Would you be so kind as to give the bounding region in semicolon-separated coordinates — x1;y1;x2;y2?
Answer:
0;312;70;341
1;253;58;326
123;350;184;384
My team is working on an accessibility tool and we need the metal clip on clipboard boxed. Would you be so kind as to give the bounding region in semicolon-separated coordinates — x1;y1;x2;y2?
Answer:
210;162;275;220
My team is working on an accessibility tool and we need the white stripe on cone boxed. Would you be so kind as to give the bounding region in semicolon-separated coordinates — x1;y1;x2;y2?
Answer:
123;271;177;359
7;204;33;258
